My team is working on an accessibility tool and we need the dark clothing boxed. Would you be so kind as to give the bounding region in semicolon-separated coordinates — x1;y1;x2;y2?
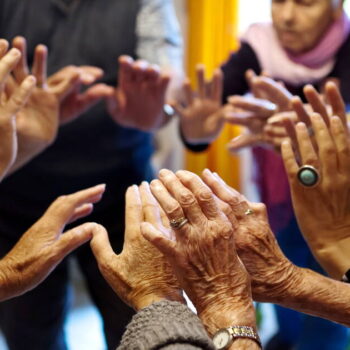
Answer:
117;300;215;350
221;38;350;349
0;1;156;349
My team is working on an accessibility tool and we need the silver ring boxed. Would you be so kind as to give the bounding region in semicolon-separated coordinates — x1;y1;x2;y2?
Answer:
169;217;188;229
244;209;254;216
297;165;320;187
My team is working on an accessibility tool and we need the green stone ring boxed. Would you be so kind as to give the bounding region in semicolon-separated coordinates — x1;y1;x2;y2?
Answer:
297;165;320;187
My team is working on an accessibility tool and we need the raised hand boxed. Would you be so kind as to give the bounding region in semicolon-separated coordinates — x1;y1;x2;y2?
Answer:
174;64;225;144
105;56;170;132
90;183;183;311
226;72;293;152
0;39;35;180
282;109;350;279
0;184;105;300
142;169;257;339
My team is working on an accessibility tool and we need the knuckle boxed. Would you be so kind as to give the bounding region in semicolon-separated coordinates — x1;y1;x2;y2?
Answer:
178;191;196;206
166;203;183;217
197;189;213;202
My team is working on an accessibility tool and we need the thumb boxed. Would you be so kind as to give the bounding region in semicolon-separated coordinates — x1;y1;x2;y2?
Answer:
141;222;176;258
226;133;261;153
90;223;116;265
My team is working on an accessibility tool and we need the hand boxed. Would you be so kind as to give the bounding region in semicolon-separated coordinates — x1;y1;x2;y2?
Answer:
105;56;170;132
0;39;36;180
226;72;293;152
8;37;84;173
201;169;300;304
174;64;224;144
141;169;256;336
0;184;106;300
90;183;183;311
282;109;350;279
48;65;112;124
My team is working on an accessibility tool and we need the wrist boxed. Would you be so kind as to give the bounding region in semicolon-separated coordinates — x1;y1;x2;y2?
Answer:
131;288;185;311
199;298;256;337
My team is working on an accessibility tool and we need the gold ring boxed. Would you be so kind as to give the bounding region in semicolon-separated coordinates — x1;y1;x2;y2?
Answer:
169;217;188;229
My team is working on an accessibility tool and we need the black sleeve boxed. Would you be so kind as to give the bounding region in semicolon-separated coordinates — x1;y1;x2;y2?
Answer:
221;42;261;102
117;300;215;350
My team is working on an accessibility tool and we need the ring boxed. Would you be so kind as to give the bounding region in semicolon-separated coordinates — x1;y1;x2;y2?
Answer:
244;209;254;216
169;217;188;229
297;165;320;187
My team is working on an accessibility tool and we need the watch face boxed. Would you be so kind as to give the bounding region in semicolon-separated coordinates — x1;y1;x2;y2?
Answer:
213;329;231;350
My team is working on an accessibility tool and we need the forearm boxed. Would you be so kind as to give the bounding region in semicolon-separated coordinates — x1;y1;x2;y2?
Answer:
275;267;350;327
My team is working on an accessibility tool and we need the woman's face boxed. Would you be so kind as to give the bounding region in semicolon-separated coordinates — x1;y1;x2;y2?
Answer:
271;0;342;53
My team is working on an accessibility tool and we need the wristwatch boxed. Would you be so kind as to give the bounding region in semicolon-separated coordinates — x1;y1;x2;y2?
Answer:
212;326;261;350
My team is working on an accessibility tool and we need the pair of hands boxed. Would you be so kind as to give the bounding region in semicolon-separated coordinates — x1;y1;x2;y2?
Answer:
0;184;105;301
90;168;300;339
281;83;350;280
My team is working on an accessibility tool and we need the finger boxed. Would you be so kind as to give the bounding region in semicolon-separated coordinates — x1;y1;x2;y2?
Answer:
139;181;163;227
170;101;185;118
67;203;94;224
12;36;29;82
201;169;249;217
4;75;36;116
224;113;261;126
281;139;299;181
295;122;319;167
150;179;188;237
158;169;206;226
330;116;350;174
228;95;276;118
264;124;288;137
310;113;337;175
283;118;299;154
90;223;116;265
196;64;206;99
132;59;149;84
118;55;134;89
158;74;170;94
45;184;106;227
213;193;237;226
141;222;176;258
175;170;220;220
303;85;329;126
245;69;261;98
325;82;347;130
56;222;101;259
79;66;104;82
50;71;80;101
32;45;48;88
182;79;193;106
211;68;223;102
291;96;311;126
0;39;9;59
227;133;262;153
0;48;22;91
124;185;143;240
252;77;292;111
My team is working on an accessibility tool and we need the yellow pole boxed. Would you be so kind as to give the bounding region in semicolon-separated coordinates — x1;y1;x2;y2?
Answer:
185;0;241;189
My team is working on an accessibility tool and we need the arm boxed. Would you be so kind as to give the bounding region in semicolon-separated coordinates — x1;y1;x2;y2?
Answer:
117;300;215;350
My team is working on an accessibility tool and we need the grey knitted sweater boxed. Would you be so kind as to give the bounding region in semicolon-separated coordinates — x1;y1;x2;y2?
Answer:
117;300;215;350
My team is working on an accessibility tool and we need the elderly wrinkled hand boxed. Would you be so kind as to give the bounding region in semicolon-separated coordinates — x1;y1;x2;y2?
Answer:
0;39;36;181
141;169;257;339
282;104;350;279
174;64;225;144
0;184;105;301
105;56;170;132
201;169;300;304
90;183;183;311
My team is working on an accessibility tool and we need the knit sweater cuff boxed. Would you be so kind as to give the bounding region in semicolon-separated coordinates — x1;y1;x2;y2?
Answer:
117;300;215;350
